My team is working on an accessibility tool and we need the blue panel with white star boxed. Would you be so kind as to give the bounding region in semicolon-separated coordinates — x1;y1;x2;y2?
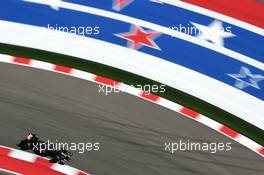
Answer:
0;0;263;100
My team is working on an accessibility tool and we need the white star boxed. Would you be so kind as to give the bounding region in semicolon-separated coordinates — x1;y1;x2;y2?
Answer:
48;0;62;11
23;0;63;11
228;66;264;90
191;20;235;47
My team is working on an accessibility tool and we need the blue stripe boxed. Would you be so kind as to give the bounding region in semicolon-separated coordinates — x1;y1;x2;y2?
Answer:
0;0;263;100
65;0;264;63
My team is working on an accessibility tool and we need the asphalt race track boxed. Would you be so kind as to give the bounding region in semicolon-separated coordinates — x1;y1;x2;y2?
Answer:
0;62;263;175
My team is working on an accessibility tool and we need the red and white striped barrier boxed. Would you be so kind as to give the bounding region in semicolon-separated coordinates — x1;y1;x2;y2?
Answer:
0;145;89;175
0;54;263;158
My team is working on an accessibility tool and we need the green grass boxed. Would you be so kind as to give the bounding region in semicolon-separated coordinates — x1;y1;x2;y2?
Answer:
0;43;263;146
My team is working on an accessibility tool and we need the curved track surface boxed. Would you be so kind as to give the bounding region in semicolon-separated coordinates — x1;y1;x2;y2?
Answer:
0;62;263;175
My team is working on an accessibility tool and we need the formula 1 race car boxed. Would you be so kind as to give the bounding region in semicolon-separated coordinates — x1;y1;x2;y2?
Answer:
17;133;72;165
49;149;73;165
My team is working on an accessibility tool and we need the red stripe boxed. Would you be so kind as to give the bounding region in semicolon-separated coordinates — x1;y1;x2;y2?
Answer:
0;156;64;175
258;147;264;156
182;0;264;29
219;126;239;138
34;157;53;168
180;107;199;119
54;65;72;74
0;147;11;156
140;91;160;102
13;57;31;65
77;172;90;175
94;76;119;86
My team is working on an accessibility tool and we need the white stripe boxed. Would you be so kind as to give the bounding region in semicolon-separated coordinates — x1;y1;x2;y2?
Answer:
236;135;262;151
0;54;13;63
8;149;37;162
160;0;264;36
51;164;80;175
31;60;53;70
119;83;142;96
71;69;95;81
0;21;263;130
197;115;223;130
22;0;264;71
157;98;182;112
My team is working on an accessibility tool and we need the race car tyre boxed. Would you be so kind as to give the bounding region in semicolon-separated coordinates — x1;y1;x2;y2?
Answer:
17;140;30;150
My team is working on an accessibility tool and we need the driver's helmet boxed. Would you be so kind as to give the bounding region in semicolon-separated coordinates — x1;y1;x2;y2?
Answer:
26;133;39;141
26;133;34;141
